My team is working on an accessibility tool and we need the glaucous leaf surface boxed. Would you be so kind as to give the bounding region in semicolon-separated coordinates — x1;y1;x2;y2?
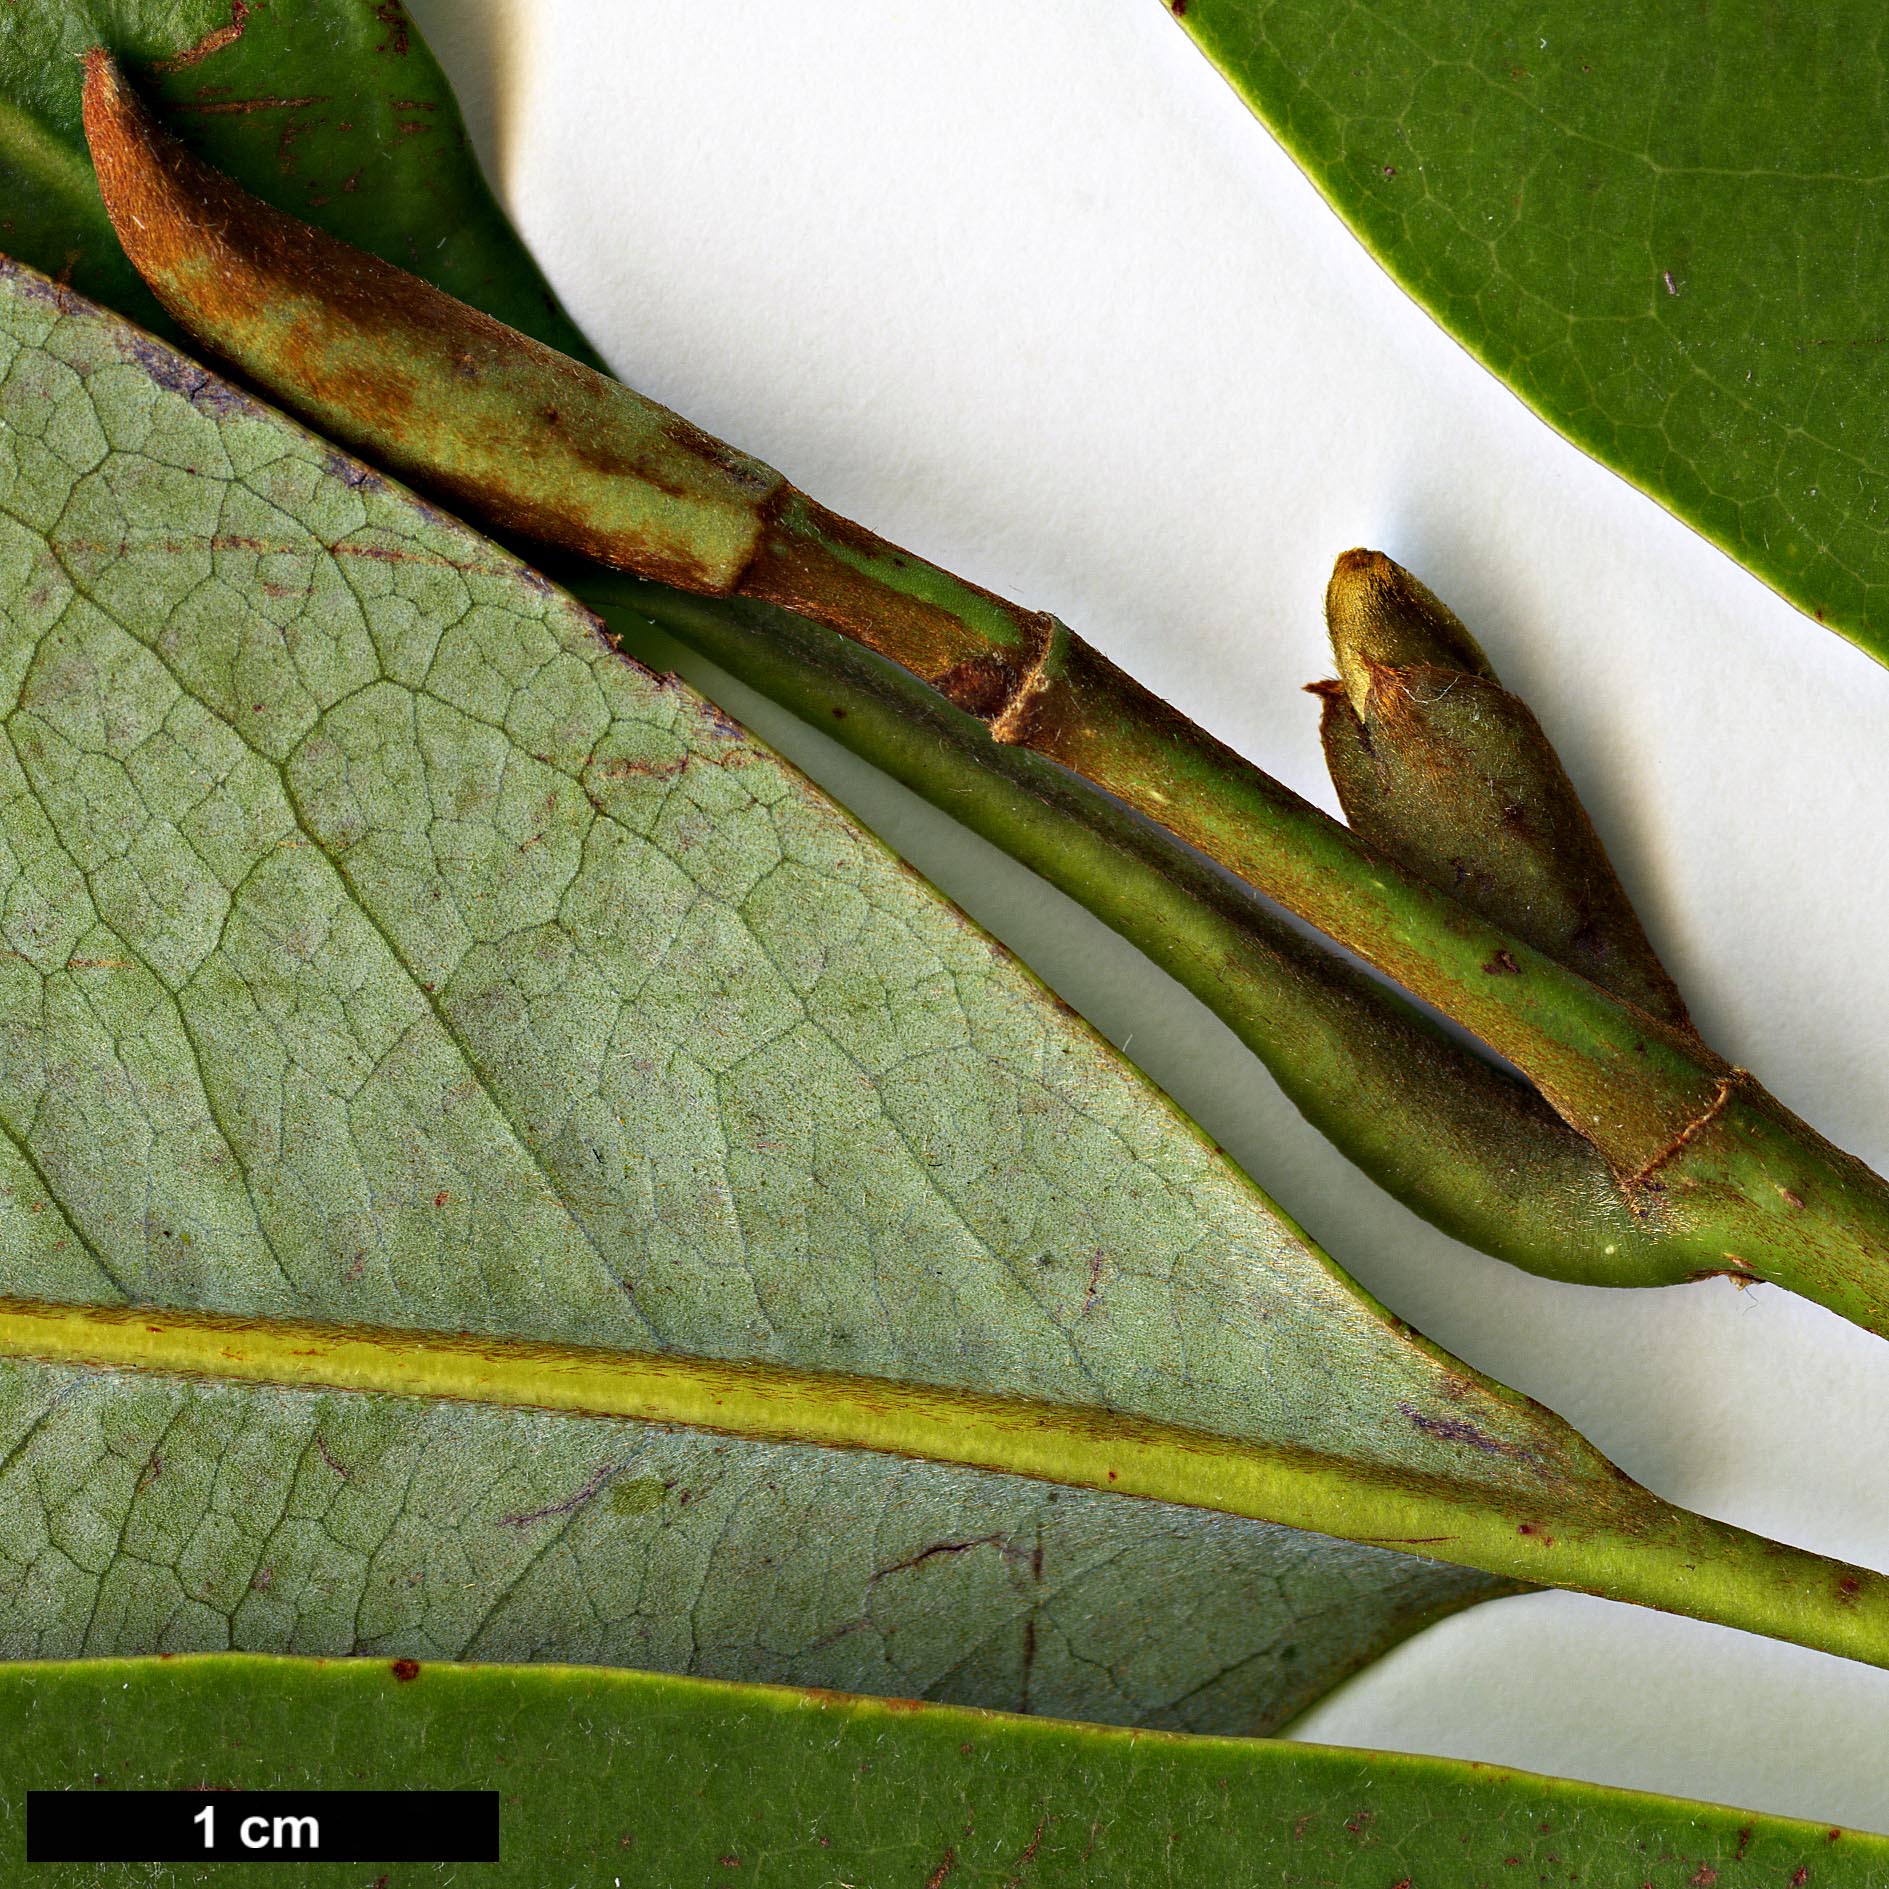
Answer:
1171;0;1889;665
42;2;1889;1354
0;261;1546;1468
0;1359;1485;1734
6;254;1888;1719
10;1655;1889;1887
0;254;1541;1730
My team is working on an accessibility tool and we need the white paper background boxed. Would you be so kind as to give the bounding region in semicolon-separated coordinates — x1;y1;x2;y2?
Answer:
407;0;1889;1831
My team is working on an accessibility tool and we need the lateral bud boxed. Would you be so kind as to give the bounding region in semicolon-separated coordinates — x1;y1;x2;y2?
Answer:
1316;549;1694;1035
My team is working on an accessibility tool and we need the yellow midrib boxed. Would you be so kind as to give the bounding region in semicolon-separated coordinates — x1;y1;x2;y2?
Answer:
0;1293;1458;1546
5;1294;1886;1676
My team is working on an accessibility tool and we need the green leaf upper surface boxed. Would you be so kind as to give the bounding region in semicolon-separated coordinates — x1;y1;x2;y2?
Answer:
1172;0;1889;665
10;1656;1889;1887
0;254;1539;1729
0;0;599;366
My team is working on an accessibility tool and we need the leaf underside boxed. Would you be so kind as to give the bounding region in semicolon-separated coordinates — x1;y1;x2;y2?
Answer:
7;0;1889;1761
0;1357;1485;1736
10;1655;1888;1887
0;254;1554;1731
1172;0;1889;666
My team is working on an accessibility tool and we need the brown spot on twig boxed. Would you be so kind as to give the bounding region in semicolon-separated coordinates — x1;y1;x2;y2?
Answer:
933;649;1030;722
1482;948;1520;975
390;1658;420;1682
1628;1068;1748;1190
150;0;252;71
986;615;1062;745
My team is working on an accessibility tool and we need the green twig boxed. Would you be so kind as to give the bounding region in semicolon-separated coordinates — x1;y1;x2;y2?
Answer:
78;49;1889;1333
